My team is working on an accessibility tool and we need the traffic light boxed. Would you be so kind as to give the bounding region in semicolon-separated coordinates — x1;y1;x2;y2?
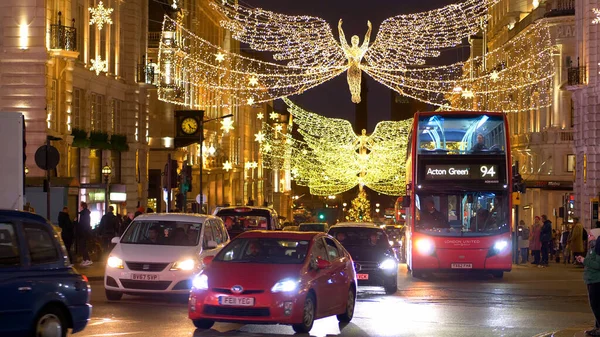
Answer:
163;159;179;190
182;164;192;191
513;173;526;193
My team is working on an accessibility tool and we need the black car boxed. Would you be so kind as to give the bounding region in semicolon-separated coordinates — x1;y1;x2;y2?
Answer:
328;223;398;294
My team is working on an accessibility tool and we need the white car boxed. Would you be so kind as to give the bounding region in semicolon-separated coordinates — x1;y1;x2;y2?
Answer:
104;213;229;300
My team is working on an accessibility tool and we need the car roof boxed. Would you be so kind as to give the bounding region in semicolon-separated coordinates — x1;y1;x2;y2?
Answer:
236;230;321;240
0;209;50;224
133;213;220;222
299;223;327;226
330;222;382;228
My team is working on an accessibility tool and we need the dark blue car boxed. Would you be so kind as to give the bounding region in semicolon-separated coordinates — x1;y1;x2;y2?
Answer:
0;210;91;337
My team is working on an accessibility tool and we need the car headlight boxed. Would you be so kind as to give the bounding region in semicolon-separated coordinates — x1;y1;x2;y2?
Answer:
107;256;123;269
271;278;299;293
171;259;197;271
192;274;208;290
416;239;435;255
379;259;397;270
493;240;509;253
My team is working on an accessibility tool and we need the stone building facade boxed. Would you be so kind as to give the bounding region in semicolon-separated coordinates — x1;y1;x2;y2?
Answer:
0;0;149;225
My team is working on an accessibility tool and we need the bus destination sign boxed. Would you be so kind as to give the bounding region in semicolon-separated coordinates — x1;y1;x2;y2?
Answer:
424;164;499;181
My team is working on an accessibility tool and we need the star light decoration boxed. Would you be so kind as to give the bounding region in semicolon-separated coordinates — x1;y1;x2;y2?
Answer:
159;0;554;112
90;55;108;75
88;1;113;31
259;98;412;196
223;160;232;171
593;8;600;25
220;117;234;133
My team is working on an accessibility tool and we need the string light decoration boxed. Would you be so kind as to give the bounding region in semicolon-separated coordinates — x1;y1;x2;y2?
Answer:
260;98;412;196
90;55;108;75
157;0;504;108
88;1;113;31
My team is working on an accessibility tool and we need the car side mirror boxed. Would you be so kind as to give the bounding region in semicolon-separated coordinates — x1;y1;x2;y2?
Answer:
202;256;214;265
205;240;218;249
402;196;411;208
111;237;120;244
316;258;331;270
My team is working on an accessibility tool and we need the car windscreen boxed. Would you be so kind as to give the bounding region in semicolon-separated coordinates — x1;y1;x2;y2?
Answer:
328;227;389;248
213;238;310;264
216;208;278;233
299;224;326;232
120;220;202;246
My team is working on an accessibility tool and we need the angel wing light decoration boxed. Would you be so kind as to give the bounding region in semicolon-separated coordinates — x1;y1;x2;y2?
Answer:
158;0;554;112
260;98;412;196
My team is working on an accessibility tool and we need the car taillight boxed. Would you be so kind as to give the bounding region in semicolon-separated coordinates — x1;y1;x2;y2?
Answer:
81;274;89;283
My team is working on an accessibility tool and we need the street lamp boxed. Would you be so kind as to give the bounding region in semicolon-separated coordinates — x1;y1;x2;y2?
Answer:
102;163;112;214
199;113;234;213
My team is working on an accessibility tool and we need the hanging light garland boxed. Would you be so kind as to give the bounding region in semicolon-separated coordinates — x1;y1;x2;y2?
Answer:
157;0;552;114
259;98;412;196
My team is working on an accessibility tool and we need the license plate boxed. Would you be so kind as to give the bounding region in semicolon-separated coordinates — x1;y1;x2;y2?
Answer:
132;274;159;281
218;296;255;306
357;273;369;280
451;263;473;269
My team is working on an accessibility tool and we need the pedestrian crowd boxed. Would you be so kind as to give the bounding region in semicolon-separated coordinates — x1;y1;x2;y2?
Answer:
517;214;588;268
56;203;151;266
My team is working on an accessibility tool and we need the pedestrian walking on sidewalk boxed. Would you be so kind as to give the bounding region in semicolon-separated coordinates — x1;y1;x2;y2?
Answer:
530;216;542;264
577;233;600;336
58;206;74;263
518;220;530;263
77;202;93;266
562;225;572;264
540;215;553;267
98;206;119;256
570;218;586;265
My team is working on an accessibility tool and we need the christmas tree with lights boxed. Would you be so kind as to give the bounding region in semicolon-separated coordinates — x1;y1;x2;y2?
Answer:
347;189;372;222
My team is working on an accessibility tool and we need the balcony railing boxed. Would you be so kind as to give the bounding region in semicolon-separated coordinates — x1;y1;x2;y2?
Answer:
567;66;586;86
137;64;155;84
545;0;575;17
50;24;77;51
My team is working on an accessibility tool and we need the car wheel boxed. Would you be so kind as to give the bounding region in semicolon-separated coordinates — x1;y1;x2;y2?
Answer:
192;319;214;330
105;289;123;301
337;287;356;322
35;305;67;337
292;293;315;333
491;271;504;279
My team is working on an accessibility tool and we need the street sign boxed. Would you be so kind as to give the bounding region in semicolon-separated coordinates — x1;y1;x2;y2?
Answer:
34;145;60;170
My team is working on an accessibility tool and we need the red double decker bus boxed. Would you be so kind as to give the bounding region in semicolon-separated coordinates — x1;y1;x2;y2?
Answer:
402;112;512;279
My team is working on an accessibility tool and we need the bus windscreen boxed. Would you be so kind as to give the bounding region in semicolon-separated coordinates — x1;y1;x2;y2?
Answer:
415;192;509;237
417;115;506;155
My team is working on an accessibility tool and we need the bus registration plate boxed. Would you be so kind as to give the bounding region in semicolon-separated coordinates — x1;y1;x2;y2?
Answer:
451;263;472;269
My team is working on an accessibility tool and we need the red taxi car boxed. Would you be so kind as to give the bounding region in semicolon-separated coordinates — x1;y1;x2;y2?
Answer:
188;231;357;333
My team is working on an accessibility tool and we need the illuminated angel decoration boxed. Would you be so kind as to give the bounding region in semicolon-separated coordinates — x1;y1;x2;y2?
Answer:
260;98;412;196
158;0;553;112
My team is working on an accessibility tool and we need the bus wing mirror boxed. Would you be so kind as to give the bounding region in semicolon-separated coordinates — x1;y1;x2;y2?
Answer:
402;196;411;208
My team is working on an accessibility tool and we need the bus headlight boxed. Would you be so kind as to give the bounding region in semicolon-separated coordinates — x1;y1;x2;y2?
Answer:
416;239;434;255
493;240;509;253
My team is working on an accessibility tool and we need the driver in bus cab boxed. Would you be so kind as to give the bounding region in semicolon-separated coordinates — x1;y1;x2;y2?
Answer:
420;199;448;229
470;133;488;152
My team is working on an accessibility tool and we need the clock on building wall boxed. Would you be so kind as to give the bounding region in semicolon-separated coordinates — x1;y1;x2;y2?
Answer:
175;110;204;148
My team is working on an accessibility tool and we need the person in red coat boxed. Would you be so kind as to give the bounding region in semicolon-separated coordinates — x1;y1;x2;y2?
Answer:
529;216;542;264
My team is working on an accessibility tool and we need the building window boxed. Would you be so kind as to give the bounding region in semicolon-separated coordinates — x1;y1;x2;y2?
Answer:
89;149;102;183
47;80;57;131
68;146;80;179
111;99;122;133
72;88;81;129
91;93;105;131
567;154;575;172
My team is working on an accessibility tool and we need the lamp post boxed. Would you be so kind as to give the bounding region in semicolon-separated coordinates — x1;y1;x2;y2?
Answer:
198;113;233;213
102;163;112;215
